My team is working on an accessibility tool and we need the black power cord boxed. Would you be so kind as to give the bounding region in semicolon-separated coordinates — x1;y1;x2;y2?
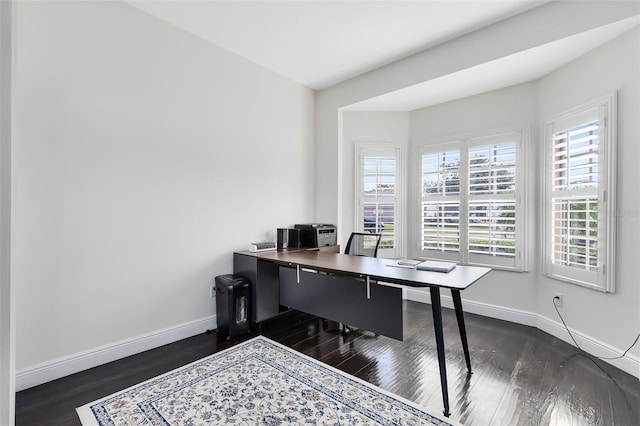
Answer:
564;352;633;413
553;295;640;360
553;296;637;414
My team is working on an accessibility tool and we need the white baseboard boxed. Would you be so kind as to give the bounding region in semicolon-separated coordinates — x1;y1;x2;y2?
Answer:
405;288;539;326
536;315;640;379
405;289;639;378
16;315;216;391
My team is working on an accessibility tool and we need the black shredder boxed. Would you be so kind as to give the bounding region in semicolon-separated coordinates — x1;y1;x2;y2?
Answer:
215;274;251;339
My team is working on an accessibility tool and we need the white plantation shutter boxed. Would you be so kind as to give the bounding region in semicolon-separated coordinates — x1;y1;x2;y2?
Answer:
551;198;599;271
468;201;516;255
544;93;616;292
356;144;403;258
362;155;396;249
552;121;599;190
421;149;461;260
422;201;460;253
420;133;524;270
467;140;519;268
551;121;599;272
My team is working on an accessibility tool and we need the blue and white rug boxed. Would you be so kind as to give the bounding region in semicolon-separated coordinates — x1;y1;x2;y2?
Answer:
77;335;458;425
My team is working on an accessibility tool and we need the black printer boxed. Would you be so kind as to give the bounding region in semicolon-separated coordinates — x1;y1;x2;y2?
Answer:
294;223;337;247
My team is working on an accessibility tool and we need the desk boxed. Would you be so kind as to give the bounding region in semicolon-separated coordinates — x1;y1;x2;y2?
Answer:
233;249;491;416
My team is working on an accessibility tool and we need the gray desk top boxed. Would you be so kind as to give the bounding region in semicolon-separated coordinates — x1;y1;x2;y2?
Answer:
236;250;491;290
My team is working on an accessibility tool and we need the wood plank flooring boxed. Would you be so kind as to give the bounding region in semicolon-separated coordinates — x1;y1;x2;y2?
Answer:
16;301;640;425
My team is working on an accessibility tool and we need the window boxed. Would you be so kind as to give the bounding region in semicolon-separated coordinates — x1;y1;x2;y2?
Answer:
355;144;403;258
544;93;616;292
420;131;525;271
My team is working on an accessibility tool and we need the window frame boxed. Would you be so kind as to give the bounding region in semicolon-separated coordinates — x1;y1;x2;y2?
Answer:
543;93;617;292
418;130;527;272
354;143;404;259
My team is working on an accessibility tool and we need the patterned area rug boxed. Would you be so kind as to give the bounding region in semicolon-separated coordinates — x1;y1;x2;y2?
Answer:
77;336;458;425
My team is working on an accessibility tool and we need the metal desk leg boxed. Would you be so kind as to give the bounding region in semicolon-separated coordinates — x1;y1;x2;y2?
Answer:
451;289;472;374
430;287;450;417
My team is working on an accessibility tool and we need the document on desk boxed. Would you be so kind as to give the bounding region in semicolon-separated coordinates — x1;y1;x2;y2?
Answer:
387;259;457;273
387;259;421;269
416;260;457;273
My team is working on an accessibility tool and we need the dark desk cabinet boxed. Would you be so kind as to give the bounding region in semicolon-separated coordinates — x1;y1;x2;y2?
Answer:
233;254;281;323
233;246;341;324
233;248;404;339
279;266;404;340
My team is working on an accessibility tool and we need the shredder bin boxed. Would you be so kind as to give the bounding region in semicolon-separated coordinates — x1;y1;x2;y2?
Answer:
215;274;251;339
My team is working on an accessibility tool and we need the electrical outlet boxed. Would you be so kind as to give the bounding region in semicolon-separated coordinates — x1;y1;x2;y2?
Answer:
210;284;216;298
554;293;563;307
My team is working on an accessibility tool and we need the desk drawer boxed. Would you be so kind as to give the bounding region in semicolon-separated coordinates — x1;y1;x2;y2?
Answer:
279;266;404;340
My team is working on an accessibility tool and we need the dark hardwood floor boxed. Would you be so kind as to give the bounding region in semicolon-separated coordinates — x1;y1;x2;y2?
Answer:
16;300;640;425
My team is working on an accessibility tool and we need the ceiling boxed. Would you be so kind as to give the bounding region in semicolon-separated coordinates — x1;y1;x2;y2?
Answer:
127;0;548;89
345;15;640;111
127;1;639;111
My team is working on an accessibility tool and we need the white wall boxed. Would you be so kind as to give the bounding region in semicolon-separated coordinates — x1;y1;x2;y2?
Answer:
407;83;538;312
13;0;314;388
340;111;409;249
0;0;15;422
536;28;640;358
